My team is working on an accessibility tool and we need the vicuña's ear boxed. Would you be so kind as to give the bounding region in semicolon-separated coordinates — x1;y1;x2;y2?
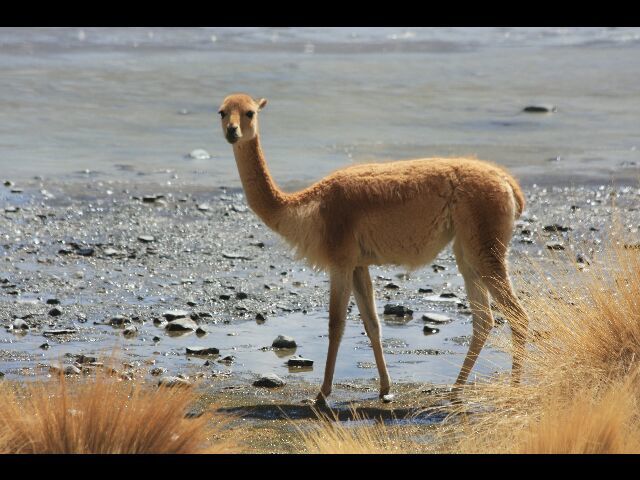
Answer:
257;98;268;111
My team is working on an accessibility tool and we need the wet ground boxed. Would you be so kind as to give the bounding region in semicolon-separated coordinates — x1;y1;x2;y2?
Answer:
2;176;640;451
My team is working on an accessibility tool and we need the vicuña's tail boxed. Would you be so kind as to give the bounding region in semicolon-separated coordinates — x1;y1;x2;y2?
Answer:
502;172;525;219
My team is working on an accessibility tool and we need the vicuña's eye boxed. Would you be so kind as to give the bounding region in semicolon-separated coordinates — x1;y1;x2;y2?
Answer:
246;111;255;119
218;110;226;118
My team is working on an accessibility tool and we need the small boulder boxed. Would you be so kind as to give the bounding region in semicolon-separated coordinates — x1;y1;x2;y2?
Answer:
165;318;198;332
158;376;191;388
253;373;285;388
186;346;219;356
287;356;313;367
272;335;297;349
383;304;413;317
422;313;453;324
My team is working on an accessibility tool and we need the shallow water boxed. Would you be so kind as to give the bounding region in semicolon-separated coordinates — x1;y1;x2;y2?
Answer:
0;300;509;386
1;27;639;188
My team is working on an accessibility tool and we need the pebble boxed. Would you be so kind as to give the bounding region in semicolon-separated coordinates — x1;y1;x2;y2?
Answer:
109;315;130;327
381;394;395;403
422;313;453;324
11;319;29;330
418;287;434;293
137;235;155;243
123;325;138;338
74;354;97;364
158;376;191;388
186;346;219;356
255;313;266;322
383;304;413;316
48;307;63;317
196;327;208;336
43;329;77;335
188;149;211;160
76;247;95;257
523;104;557;113
546;241;565;251
287;355;314;367
236;292;249;300
150;367;167;376
162;310;190;321
272;335;297;349
385;283;399;289
218;355;235;364
165;318;198;332
543;224;572;232
46;298;61;305
197;203;210;211
49;364;81;375
253;373;285;388
423;326;440;335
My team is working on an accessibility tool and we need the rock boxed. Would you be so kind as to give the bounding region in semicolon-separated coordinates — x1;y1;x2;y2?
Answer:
74;354;97;364
422;313;453;324
272;335;297;349
103;248;124;257
195;327;207;336
186;299;198;307
253;373;285;388
197;203;210;211
231;204;248;213
150;367;167;376
49;364;81;375
137;235;155;243
523;104;556;113
152;336;161;342
381;394;395;403
58;246;74;255
546;241;565;251
186;346;219;356
432;264;446;272
46;298;61;305
123;325;138;338
423;326;440;335
543;224;571;232
11;319;29;330
4;206;18;213
158;376;191;388
418;287;434;293
219;294;231;300
255;313;266;322
43;329;77;335
236;292;248;300
287;356;314;367
162;310;190;321
188;149;211;160
439;292;457;298
76;247;95;257
109;315;130;327
165;318;198;332
383;304;413;317
222;252;252;260
48;307;63;317
142;195;160;203
39;342;50;350
218;355;235;364
385;283;399;290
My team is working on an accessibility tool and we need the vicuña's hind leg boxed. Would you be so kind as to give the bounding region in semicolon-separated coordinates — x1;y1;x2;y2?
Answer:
453;240;495;387
352;266;391;398
482;263;528;385
316;268;353;405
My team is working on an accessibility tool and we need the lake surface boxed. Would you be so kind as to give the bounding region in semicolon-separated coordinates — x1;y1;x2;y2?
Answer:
1;27;639;189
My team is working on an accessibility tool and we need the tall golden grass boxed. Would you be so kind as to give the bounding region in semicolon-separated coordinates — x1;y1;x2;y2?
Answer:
301;231;640;454
0;371;233;454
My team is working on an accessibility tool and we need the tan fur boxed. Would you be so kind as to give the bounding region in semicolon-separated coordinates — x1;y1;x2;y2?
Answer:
219;93;529;403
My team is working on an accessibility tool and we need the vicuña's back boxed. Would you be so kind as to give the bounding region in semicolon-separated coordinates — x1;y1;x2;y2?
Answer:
277;157;525;270
218;93;529;405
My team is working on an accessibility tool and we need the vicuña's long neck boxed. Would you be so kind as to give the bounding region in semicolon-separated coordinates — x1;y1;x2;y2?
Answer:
232;136;288;228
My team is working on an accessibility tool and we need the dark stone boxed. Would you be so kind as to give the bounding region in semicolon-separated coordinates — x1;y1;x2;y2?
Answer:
46;298;60;305
418;288;434;293
423;326;440;335
236;292;248;300
48;307;63;317
12;319;29;330
523;104;556;113
138;235;155;243
162;310;189;321
219;294;231;300
255;313;266;322
186;346;219;356
253;373;285;388
383;304;413;316
439;292;457;298
543;224;572;232
165;318;198;332
272;335;297;349
43;329;77;335
218;355;236;364
109;315;130;326
546;241;565;251
76;247;95;257
158;376;191;388
384;283;399;290
75;354;97;364
287;356;314;367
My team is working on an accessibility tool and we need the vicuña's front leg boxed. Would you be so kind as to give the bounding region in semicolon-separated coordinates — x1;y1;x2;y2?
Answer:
316;268;353;405
352;266;391;398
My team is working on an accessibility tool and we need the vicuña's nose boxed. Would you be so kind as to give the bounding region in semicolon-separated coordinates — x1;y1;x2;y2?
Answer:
227;125;239;135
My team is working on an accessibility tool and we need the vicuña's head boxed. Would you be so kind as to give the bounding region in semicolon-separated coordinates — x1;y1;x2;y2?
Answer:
218;93;268;145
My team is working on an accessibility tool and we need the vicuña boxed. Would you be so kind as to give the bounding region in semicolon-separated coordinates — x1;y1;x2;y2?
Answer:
218;93;528;404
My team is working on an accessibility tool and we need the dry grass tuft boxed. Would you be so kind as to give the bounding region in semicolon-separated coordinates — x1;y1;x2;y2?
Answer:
0;371;234;454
